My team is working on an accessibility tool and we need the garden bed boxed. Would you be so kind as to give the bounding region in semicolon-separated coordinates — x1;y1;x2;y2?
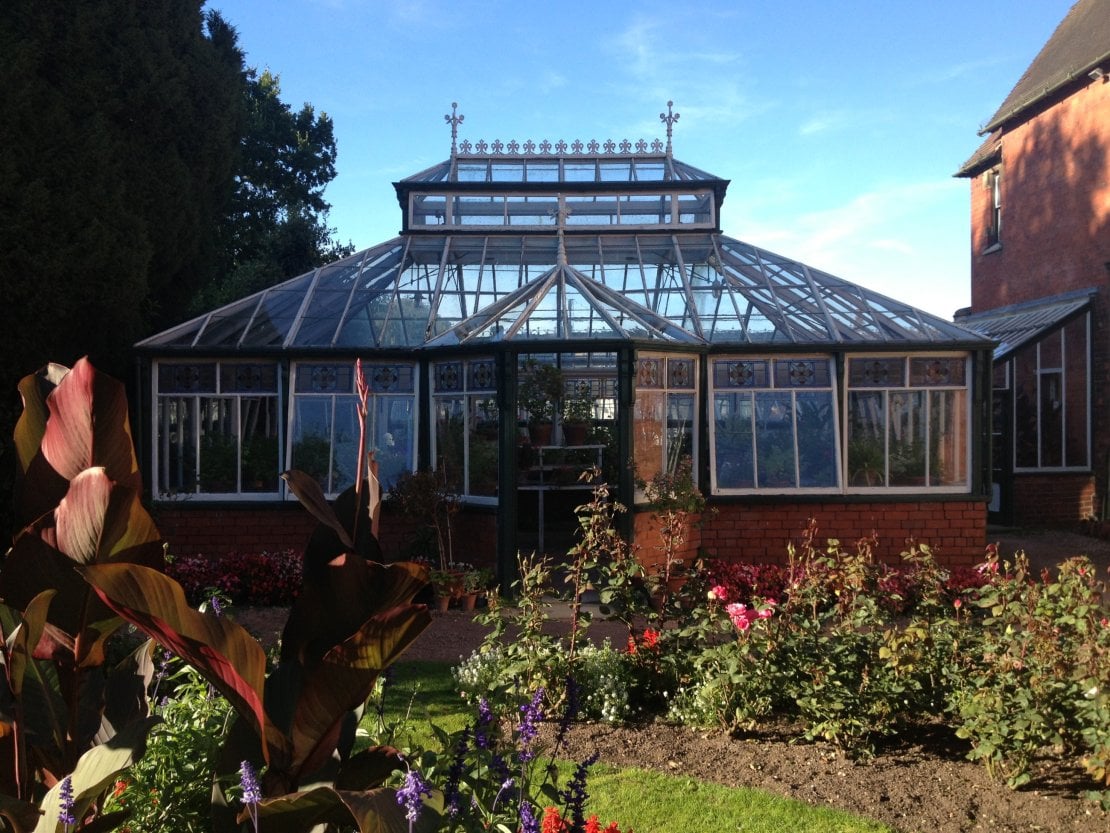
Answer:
547;720;1105;833
232;608;1108;833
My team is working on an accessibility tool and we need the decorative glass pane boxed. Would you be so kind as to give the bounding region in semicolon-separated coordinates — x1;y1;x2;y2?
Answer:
909;357;966;387
715;360;767;389
367;363;414;393
159;363;216;393
220;363;278;393
636;358;662;388
468;359;497;392
848;358;904;388
775;358;830;388
435;361;463;392
667;358;695;389
296;364;352;393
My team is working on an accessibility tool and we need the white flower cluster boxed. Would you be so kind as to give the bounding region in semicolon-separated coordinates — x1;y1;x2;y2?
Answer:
576;642;634;724
452;646;505;702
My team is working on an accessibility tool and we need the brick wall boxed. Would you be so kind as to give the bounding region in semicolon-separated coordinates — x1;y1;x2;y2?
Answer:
969;79;1110;311
153;504;317;558
696;500;987;567
967;76;1110;525
1010;473;1097;526
152;502;498;567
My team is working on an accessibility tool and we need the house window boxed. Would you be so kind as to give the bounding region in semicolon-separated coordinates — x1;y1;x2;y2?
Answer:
846;355;970;489
290;361;416;496
710;357;839;492
432;358;499;500
1012;316;1089;470
633;353;698;499
155;362;281;497
986;167;1002;248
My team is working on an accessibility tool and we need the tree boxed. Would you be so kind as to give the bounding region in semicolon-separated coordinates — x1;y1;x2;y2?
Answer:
194;69;353;311
0;1;243;534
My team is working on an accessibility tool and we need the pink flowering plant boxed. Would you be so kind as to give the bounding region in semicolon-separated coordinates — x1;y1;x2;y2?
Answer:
948;550;1110;804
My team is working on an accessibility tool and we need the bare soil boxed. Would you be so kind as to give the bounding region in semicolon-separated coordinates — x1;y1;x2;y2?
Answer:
235;527;1110;833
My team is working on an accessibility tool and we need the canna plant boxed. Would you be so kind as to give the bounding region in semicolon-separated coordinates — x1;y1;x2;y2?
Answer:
3;358;437;831
1;358;164;831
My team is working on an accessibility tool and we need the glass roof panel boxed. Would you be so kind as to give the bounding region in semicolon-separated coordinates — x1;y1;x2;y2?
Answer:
141;220;990;352
240;275;314;347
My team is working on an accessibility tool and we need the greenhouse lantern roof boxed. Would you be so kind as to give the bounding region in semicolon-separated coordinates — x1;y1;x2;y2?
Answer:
139;103;987;354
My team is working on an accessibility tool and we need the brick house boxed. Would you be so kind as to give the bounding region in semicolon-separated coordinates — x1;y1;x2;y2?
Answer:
138;108;993;579
954;0;1110;527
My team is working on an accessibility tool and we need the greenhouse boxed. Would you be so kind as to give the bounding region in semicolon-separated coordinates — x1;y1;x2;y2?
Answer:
136;105;995;571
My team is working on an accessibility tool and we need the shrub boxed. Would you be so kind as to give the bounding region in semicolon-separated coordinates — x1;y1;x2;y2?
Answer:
949;552;1110;804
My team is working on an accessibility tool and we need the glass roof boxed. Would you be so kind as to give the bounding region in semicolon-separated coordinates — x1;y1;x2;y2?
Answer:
139;229;988;352
404;154;719;185
955;289;1093;360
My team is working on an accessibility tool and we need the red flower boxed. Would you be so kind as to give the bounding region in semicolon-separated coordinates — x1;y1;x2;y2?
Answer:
541;806;566;833
641;628;660;649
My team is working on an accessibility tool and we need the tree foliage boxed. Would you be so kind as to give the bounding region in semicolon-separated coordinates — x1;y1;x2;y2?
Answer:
196;68;353;311
0;1;349;535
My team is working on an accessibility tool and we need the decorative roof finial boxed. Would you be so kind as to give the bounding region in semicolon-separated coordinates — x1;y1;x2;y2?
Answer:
660;100;679;156
445;102;464;156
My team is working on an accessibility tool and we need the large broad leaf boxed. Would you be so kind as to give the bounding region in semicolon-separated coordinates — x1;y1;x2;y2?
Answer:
0;793;41;833
13;364;69;475
33;716;158;833
0;473;164;645
97;639;154;744
334;746;405;791
79;564;285;764
281;559;428;667
51;469;161;566
36;358;141;492
282;470;354;551
13;364;71;528
288;606;430;777
249;785;442;833
3;592;54;698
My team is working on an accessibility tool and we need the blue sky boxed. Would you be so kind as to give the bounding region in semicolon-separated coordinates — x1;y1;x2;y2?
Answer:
210;0;1073;319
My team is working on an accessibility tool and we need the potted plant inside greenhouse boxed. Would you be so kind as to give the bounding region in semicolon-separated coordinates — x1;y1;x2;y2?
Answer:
562;381;595;446
519;359;564;446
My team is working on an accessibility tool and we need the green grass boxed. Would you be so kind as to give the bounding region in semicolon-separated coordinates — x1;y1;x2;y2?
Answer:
369;662;893;833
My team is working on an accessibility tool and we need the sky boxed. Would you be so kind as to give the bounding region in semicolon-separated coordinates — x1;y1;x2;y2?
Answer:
209;0;1075;320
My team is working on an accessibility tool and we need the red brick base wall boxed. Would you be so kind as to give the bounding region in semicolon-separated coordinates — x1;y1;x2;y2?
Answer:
1010;473;1096;527
153;504;317;558
152;503;498;568
697;500;987;567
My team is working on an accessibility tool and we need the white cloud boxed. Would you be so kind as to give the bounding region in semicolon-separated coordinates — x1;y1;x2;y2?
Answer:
724;179;970;317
